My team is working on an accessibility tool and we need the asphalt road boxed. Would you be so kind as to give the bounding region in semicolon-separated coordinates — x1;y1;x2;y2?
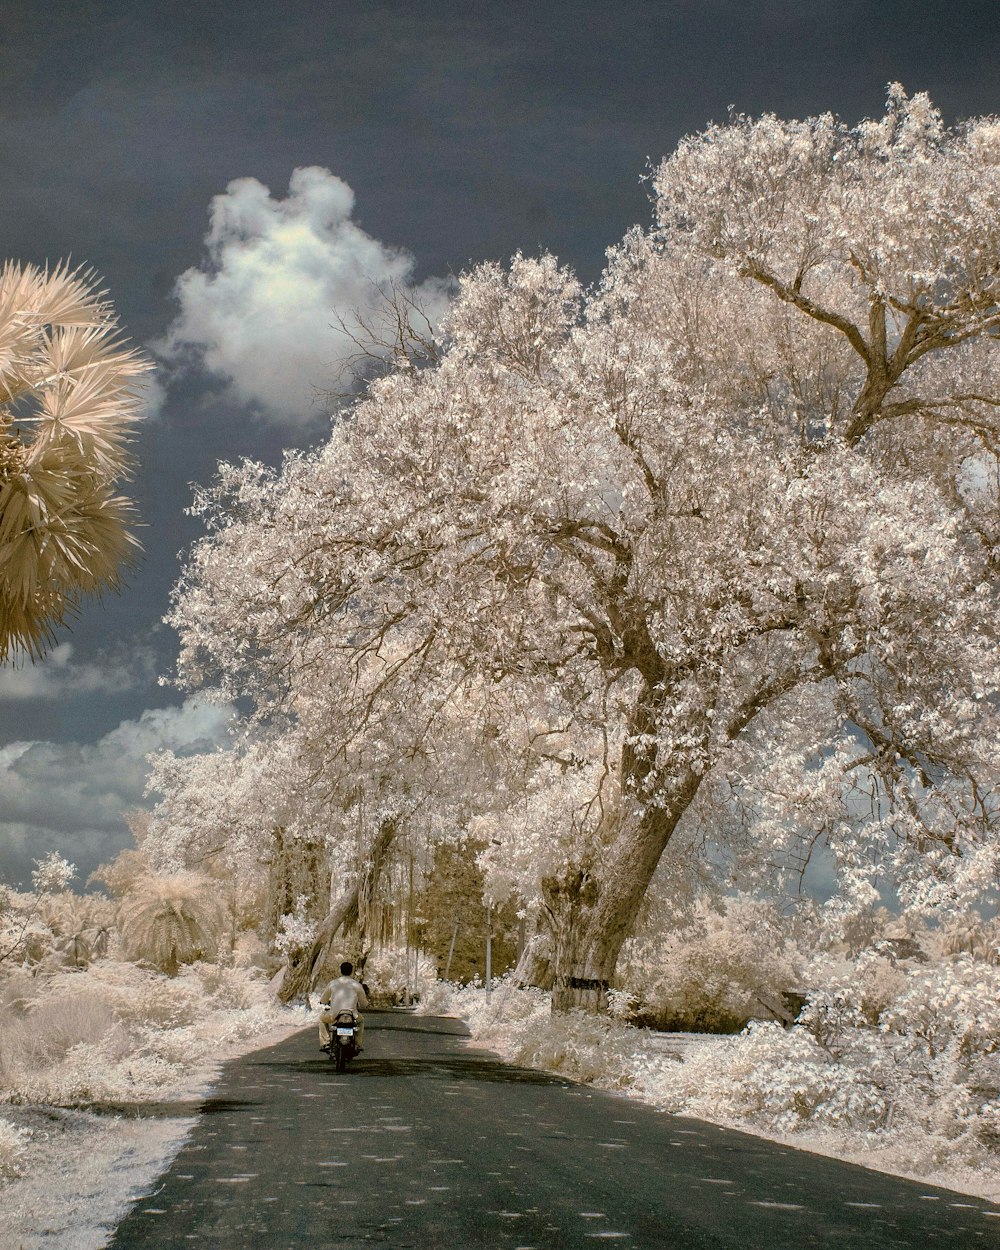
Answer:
107;1011;1000;1249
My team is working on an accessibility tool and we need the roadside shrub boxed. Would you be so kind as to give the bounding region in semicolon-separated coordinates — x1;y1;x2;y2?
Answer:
190;961;256;1009
0;956;300;1108
8;1032;184;1107
879;957;1000;1063
618;894;805;1032
10;994;119;1069
362;945;437;1006
0;1117;31;1178
423;976;549;1033
668;1021;890;1133
430;940;1000;1181
420;978;642;1086
83;962;202;1029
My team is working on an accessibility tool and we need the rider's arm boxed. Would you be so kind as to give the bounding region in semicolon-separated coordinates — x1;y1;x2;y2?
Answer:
354;980;368;1009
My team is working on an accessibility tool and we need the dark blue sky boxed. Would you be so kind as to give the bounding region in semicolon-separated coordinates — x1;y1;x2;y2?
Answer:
0;0;997;884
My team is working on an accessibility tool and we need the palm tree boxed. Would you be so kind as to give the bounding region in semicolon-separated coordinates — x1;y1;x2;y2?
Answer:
39;891;115;969
118;874;226;975
0;261;150;659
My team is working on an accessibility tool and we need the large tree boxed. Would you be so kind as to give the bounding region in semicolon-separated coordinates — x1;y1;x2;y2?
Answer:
170;89;1000;1010
0;262;150;659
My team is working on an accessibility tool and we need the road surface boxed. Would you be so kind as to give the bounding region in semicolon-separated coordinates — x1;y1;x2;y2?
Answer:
107;1011;1000;1248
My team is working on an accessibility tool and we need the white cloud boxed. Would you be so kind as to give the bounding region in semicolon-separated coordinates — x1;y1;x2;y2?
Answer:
0;742;33;770
157;166;453;425
0;697;234;888
0;643;157;701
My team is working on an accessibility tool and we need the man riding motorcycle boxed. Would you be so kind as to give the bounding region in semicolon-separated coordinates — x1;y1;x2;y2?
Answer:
318;961;368;1052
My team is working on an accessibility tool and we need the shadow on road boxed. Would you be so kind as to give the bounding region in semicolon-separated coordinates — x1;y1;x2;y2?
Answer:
292;1054;565;1084
79;1098;215;1119
258;1042;566;1085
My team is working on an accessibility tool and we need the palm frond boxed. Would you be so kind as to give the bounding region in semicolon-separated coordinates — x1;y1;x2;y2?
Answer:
0;261;150;660
118;873;227;974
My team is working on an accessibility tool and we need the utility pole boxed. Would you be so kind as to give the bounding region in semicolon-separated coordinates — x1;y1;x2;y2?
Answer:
405;844;415;1005
444;921;459;981
485;900;493;993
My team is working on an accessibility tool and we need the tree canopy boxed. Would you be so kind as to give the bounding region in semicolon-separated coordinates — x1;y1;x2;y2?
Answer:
167;88;1000;1008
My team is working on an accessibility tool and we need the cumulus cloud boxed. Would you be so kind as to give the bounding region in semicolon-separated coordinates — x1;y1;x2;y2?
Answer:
0;697;234;888
157;166;453;424
0;643;157;701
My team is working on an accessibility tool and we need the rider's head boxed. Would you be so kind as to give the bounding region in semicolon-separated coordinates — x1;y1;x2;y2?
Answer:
340;961;354;976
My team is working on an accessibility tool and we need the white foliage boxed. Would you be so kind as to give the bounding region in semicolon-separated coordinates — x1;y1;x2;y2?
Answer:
30;853;76;895
0;958;299;1108
0;1116;31;1178
275;895;316;958
436;944;1000;1181
618;894;806;1030
166;88;1000;986
144;737;287;881
661;1021;890;1135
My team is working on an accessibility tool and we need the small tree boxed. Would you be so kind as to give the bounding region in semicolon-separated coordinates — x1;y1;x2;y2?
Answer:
118;873;226;975
0;853;77;968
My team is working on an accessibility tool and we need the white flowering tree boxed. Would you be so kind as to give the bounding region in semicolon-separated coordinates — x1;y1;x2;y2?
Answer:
0;263;150;659
169;88;1000;1011
264;662;533;1000
145;655;512;998
144;725;388;975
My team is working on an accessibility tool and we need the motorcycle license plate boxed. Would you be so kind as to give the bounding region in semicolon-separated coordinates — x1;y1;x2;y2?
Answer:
336;1028;354;1038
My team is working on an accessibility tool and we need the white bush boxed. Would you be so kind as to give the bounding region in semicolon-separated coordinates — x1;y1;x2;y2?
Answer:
0;992;119;1082
880;957;1000;1062
362;945;437;1005
421;978;645;1087
618;894;806;1031
0;1116;31;1178
275;895;316;960
0;957;298;1108
652;1021;890;1133
10;1033;184;1107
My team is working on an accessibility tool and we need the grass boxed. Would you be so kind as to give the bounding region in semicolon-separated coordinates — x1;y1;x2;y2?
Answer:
0;958;300;1109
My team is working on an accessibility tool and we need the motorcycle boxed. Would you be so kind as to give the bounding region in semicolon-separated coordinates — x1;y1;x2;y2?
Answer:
325;1010;359;1071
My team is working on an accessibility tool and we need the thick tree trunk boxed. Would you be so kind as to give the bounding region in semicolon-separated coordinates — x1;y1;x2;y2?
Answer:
543;866;602;1010
511;920;554;990
549;672;706;1013
551;772;705;1014
278;887;359;1003
278;816;398;1003
355;814;399;954
264;825;328;949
